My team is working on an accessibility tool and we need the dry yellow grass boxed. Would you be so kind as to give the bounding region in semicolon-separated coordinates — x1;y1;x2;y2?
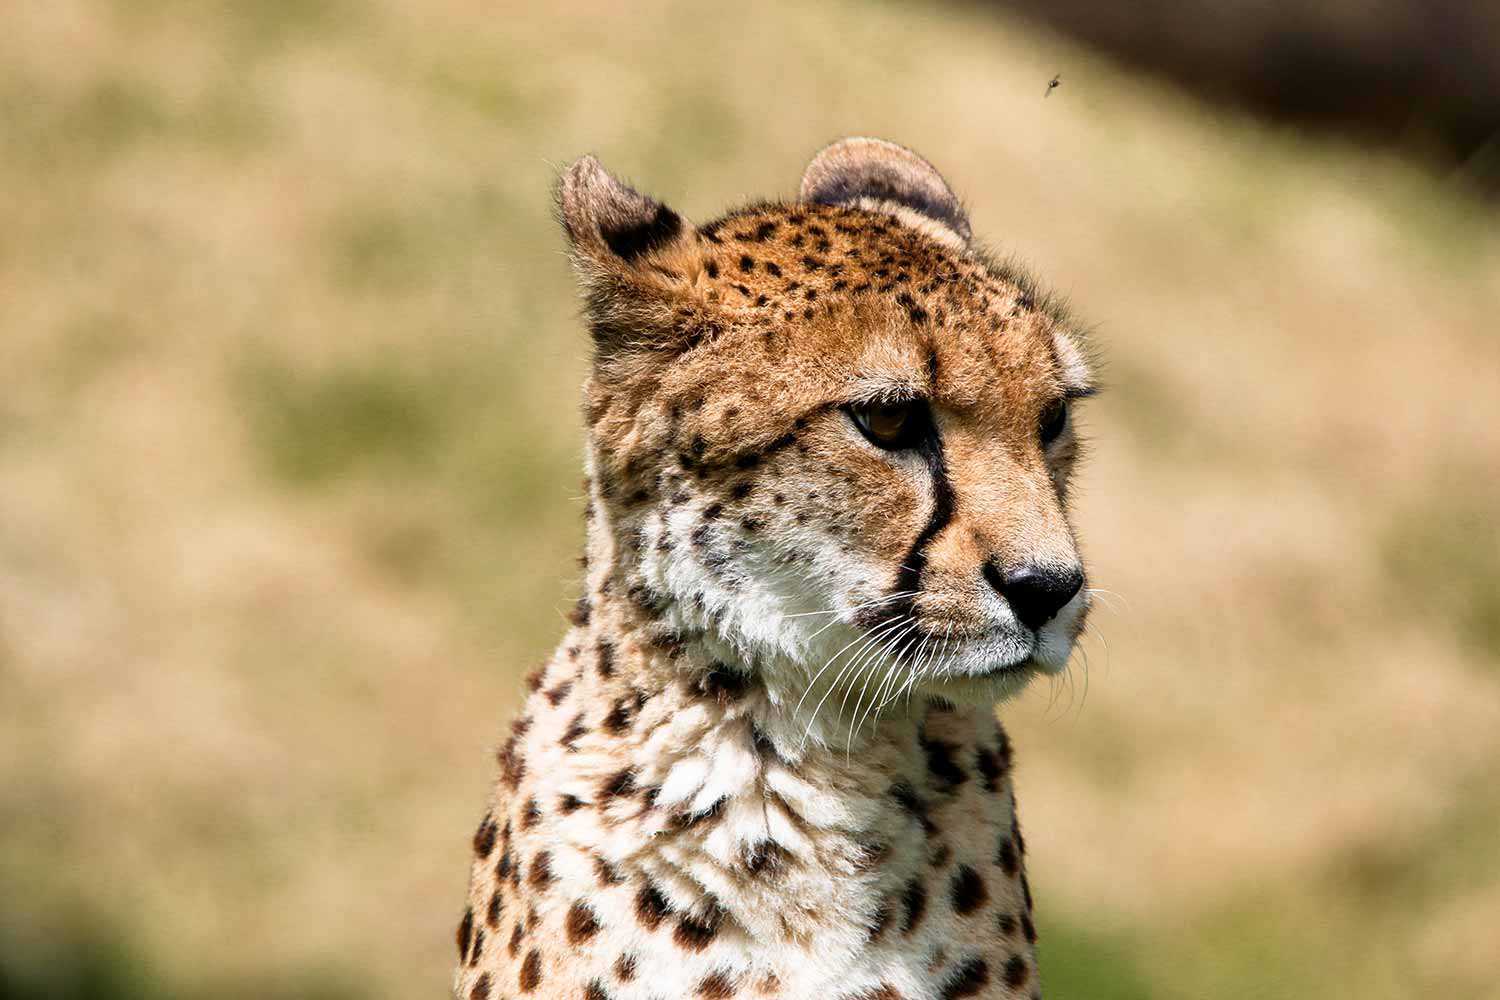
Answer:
2;1;1498;998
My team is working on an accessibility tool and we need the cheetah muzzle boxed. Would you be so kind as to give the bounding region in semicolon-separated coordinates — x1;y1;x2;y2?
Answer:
455;137;1098;1000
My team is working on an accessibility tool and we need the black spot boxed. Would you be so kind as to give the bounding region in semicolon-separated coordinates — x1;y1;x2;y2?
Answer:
938;958;989;999
469;972;492;1000
486;891;502;928
975;747;1005;792
527;850;554;888
921;733;969;788
699;665;750;704
1004;955;1030;990
559;793;584;813
600;768;637;799
765;260;782;277
590;640;614;680
600;204;683;262
566;901;602;944
697;971;738;999
593;855;624;886
891;781;936;835
506;921;523;956
561;713;587;751
705;260;719;278
673;905;723;951
739;254;755;273
901;879;928;934
473;815;497;858
997;836;1020;876
518;948;542;992
602;697;633;735
896;290;929;324
457;907;474;959
636;882;673;930
743;840;790;875
569;595;591;626
950;865;988;915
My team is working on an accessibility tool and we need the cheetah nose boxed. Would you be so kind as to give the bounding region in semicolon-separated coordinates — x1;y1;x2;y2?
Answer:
983;562;1084;631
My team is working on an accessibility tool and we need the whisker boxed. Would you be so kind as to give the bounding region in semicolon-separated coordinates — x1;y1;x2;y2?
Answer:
1084;587;1129;614
846;620;924;755
797;616;909;749
844;619;923;759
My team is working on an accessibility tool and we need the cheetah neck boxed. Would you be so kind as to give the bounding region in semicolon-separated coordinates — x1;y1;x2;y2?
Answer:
474;554;1037;986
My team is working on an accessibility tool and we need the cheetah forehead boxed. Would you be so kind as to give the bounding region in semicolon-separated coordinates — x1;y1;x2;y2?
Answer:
638;200;1093;410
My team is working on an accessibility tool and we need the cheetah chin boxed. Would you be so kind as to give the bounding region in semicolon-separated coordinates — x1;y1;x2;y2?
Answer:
454;137;1099;1000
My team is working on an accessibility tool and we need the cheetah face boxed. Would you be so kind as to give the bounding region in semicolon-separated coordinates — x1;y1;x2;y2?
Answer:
562;139;1096;720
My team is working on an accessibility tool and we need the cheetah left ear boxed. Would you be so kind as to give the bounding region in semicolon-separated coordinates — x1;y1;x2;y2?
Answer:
800;137;971;244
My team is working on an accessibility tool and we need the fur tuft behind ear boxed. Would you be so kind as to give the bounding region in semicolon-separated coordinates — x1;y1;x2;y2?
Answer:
799;137;971;244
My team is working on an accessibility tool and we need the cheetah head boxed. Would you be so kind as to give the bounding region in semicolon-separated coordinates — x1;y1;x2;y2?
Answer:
561;138;1096;726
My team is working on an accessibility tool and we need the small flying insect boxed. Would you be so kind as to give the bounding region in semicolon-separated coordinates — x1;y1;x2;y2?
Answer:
1045;73;1061;97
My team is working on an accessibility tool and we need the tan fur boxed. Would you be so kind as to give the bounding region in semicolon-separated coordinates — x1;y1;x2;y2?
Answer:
455;139;1096;999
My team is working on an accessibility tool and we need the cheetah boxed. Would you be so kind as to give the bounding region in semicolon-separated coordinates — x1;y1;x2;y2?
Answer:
454;138;1097;1000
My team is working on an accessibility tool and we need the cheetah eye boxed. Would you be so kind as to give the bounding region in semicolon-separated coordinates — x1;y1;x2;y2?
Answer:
847;399;930;450
1039;399;1068;447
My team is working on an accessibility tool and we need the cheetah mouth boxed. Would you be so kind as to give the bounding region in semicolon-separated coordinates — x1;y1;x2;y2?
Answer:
892;627;1047;681
972;656;1037;677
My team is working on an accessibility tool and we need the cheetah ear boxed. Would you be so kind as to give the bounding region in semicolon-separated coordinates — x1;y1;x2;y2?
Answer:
557;155;700;358
800;137;971;244
558;155;693;270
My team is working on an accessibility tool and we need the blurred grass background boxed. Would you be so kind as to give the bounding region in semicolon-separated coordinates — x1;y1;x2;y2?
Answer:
2;1;1498;997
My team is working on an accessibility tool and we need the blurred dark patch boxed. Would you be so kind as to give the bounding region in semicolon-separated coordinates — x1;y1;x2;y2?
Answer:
108;0;366;53
979;0;1500;192
0;920;358;1000
1324;789;1500;909
239;359;447;487
327;206;437;293
325;185;517;295
62;79;172;159
1382;492;1500;663
1035;914;1155;999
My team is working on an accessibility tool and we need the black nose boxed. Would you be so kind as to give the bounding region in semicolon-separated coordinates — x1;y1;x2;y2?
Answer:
984;562;1084;630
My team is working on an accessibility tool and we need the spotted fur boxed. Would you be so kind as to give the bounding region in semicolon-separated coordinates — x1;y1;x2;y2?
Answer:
455;138;1098;999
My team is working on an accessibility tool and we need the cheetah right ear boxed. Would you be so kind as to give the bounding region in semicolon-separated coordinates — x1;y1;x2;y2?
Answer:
557;155;700;357
558;155;692;266
800;137;972;244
